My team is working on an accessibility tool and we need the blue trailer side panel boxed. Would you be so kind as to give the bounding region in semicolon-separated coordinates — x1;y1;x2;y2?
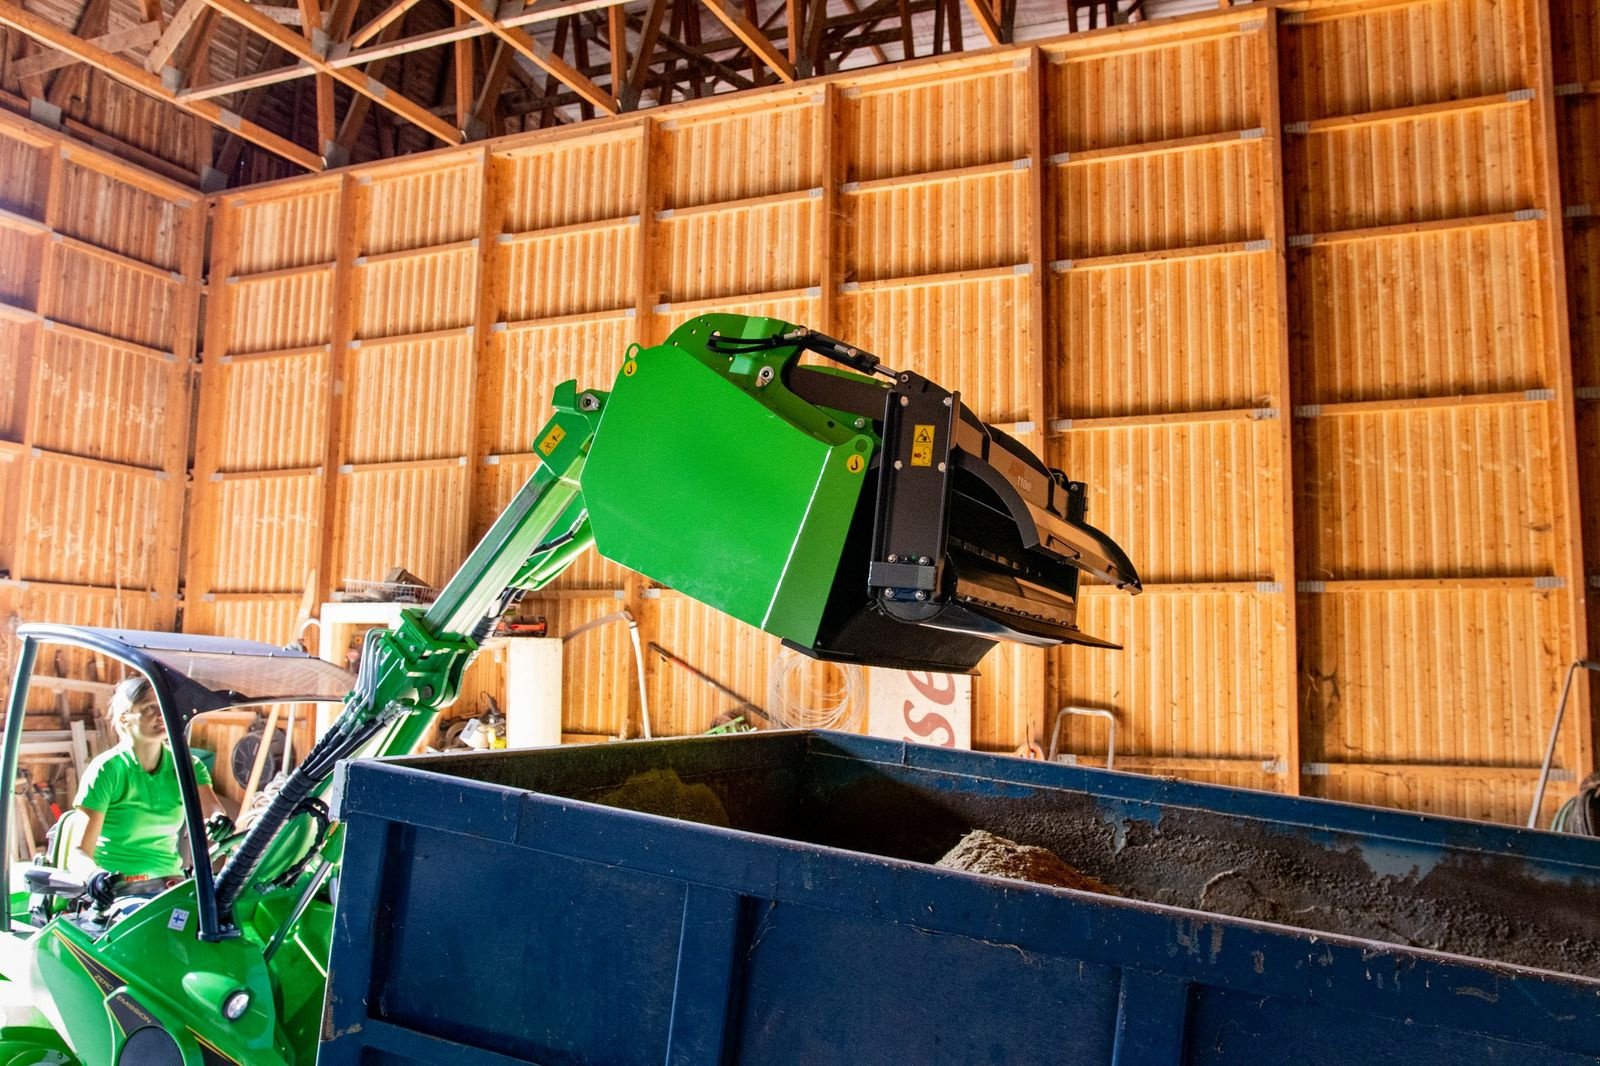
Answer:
319;732;1600;1065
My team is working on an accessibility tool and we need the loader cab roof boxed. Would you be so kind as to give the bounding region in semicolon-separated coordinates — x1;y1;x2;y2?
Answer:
12;624;354;724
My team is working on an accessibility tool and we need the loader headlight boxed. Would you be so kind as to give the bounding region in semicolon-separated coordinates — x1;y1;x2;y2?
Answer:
222;990;252;1021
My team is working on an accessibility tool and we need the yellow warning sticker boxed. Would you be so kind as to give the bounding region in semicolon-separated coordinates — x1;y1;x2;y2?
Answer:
623;360;638;377
910;423;936;467
847;454;865;474
538;424;567;456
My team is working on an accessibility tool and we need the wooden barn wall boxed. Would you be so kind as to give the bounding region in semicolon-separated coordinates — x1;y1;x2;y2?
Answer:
1277;0;1582;825
0;107;201;671
179;0;1592;824
1554;0;1600;814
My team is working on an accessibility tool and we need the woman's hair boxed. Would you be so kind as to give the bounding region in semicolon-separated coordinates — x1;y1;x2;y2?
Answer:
108;676;156;738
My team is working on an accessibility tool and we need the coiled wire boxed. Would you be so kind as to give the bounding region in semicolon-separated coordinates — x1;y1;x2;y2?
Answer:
766;648;865;732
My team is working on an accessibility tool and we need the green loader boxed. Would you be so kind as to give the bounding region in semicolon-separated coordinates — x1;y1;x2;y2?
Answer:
0;314;1139;1064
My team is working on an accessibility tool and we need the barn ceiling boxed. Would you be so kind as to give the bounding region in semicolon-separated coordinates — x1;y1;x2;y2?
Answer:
0;0;1204;185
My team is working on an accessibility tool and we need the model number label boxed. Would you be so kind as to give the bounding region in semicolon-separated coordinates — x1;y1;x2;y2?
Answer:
910;424;935;467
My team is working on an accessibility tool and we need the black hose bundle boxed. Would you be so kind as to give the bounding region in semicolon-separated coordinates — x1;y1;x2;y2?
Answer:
1552;772;1600;836
269;798;331;890
213;715;386;921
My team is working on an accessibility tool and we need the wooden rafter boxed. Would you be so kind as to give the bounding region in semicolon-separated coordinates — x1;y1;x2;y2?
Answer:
607;2;626;90
143;0;208;74
0;0;321;169
621;0;665;107
471;40;515;131
442;0;618;115
454;7;474;130
3;0;1015;177
960;0;1000;44
9;18;160;80
699;0;794;82
334;15;404;151
44;0;109;106
573;12;594;118
349;0;426;47
198;0;461;143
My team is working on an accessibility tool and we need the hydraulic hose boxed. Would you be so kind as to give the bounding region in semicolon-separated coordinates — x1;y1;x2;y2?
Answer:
213;715;384;923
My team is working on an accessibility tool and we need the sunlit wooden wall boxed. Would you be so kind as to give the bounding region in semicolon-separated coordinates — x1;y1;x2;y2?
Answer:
4;0;1581;826
1556;0;1600;814
1056;0;1587;826
0;107;201;668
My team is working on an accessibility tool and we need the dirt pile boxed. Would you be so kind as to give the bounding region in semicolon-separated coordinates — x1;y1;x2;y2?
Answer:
937;829;1119;896
593;768;731;827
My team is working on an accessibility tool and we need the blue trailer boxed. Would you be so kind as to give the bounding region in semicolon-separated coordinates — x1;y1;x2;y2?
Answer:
320;731;1600;1064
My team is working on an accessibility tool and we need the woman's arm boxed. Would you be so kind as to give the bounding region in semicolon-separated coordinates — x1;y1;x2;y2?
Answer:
66;808;105;877
197;785;225;819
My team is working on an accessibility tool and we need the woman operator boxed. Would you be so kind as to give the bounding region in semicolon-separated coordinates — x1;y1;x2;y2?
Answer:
67;676;228;900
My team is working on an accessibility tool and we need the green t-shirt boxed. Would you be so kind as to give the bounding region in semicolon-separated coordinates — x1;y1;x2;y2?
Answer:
73;744;212;878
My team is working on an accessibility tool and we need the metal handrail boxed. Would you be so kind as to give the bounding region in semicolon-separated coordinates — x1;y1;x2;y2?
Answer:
563;610;653;739
1047;705;1117;770
1529;658;1600;828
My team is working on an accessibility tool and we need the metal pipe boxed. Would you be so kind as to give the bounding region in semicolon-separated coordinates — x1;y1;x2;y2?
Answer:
1529;659;1600;828
561;611;652;739
1048;705;1116;771
627;619;652;740
647;642;769;723
1;636;40;934
262;859;332;964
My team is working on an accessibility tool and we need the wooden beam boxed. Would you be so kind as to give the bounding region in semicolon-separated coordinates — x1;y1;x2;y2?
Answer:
200;0;462;144
289;0;337;154
155;191;206;630
743;0;763;84
313;174;362;608
45;0;110;107
334;16;404;151
471;40;515;130
573;11;595;118
179;190;238;636
172;2;222;90
1021;48;1049;749
539;15;570;125
9;19;160;80
1257;11;1299;796
443;0;618;115
144;0;212;73
314;66;335;152
647;22;751;90
461;145;499;601
454;5;474;131
178;60;312;100
607;2;626;91
0;0;321;169
953;0;992;44
1530;0;1592;774
800;0;828;73
254;4;305;23
699;0;795;81
349;0;426;47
